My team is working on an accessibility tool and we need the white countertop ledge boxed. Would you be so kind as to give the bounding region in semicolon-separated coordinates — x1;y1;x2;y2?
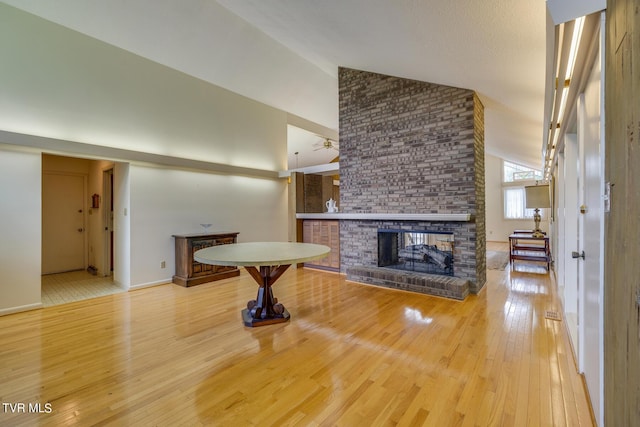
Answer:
296;213;471;221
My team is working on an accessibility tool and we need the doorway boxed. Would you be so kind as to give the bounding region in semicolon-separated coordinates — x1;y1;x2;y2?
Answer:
41;154;122;306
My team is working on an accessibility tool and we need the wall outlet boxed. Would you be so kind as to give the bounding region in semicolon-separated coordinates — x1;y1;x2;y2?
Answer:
161;261;166;269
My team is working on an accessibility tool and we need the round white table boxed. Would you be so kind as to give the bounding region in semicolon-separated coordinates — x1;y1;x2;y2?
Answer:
194;242;330;327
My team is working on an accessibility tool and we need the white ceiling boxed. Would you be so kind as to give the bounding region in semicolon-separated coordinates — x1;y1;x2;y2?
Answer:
3;0;558;169
287;125;339;169
547;0;605;24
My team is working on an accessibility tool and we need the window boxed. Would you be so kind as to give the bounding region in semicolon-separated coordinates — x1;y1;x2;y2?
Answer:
503;161;543;183
502;160;542;220
504;187;536;219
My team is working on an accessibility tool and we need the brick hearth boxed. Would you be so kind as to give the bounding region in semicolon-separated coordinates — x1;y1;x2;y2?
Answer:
347;265;470;300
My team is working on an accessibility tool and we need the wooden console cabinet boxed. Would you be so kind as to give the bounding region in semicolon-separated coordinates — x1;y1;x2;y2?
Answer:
172;232;240;287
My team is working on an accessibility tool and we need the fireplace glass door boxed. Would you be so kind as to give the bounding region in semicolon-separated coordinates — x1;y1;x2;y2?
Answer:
378;230;454;276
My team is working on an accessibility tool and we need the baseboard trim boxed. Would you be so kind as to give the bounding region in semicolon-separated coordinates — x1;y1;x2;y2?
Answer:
0;302;43;317
129;279;171;291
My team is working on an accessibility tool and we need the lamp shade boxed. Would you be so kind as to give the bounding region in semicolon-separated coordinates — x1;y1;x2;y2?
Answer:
525;185;551;209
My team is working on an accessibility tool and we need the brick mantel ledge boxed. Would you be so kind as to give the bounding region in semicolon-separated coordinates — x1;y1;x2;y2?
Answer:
296;213;472;221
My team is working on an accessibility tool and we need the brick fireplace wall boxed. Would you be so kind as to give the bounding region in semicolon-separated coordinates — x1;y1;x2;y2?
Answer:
338;67;486;293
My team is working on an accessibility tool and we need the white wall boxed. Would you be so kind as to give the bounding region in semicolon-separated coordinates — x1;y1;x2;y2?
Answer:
0;3;287;172
0;3;291;312
113;163;131;289
1;0;338;130
128;165;288;288
485;153;549;242
0;148;42;315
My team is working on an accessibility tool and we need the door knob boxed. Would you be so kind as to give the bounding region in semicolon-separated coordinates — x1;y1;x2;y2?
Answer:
571;250;585;260
78;228;84;232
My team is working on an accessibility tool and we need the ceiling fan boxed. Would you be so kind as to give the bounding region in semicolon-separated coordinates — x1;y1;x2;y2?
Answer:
313;137;339;151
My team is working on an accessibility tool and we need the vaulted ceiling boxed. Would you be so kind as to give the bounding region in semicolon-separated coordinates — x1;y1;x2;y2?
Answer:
1;1;598;170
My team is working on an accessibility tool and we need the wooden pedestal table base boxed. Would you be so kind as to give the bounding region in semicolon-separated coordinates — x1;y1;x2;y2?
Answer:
243;265;292;327
194;242;330;327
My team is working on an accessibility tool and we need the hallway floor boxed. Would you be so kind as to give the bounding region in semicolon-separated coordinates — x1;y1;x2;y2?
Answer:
41;270;124;307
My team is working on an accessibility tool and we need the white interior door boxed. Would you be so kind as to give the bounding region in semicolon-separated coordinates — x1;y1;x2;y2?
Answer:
577;17;605;424
563;134;579;352
555;153;566;307
42;172;86;274
577;96;587;373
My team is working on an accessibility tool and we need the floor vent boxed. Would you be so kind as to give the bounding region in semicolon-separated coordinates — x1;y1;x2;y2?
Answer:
545;310;562;321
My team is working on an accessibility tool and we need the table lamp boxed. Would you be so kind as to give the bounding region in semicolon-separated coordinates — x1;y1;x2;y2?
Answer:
525;184;550;238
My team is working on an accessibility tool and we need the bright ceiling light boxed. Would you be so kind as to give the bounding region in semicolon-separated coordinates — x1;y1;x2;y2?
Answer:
565;16;585;81
543;15;586;179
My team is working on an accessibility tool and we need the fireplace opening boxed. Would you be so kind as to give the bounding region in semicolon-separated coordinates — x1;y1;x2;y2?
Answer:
378;229;454;276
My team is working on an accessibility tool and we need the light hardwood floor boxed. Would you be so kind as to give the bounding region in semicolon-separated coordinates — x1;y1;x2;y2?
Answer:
1;250;593;426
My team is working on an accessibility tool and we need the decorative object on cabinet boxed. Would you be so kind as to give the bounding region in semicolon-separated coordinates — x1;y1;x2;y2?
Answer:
172;232;240;287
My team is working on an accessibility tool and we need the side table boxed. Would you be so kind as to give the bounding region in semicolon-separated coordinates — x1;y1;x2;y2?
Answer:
509;233;550;270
